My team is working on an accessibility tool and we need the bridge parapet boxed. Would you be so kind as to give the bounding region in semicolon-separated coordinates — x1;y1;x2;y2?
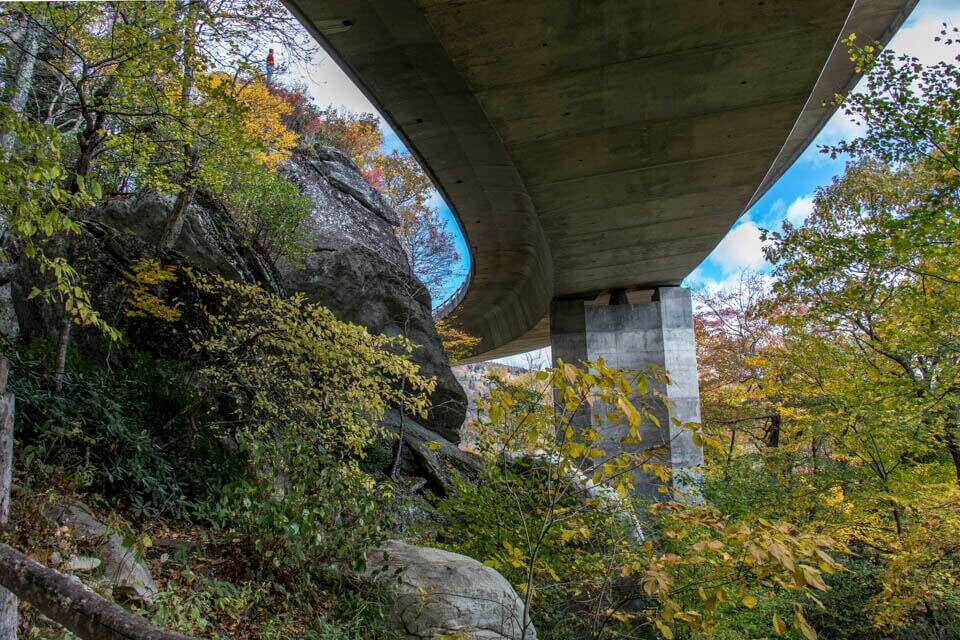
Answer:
432;270;470;320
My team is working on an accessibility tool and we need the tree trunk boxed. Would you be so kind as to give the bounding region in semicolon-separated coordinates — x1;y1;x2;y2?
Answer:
0;22;39;158
892;505;903;538
946;423;960;489
811;436;819;474
0;543;196;640
390;407;405;482
158;0;199;250
53;315;71;394
923;600;944;640
0;359;16;639
765;411;781;448
0;24;25;79
722;427;736;480
70;136;98;194
158;166;197;250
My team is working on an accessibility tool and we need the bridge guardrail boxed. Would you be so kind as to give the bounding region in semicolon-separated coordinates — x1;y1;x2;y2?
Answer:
432;270;471;320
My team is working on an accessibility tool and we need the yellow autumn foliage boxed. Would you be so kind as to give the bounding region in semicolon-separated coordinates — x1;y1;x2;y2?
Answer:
122;258;181;322
205;74;298;168
435;316;481;364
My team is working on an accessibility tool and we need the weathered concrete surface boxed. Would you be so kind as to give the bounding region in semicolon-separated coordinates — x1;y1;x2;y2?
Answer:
285;0;916;362
551;288;703;499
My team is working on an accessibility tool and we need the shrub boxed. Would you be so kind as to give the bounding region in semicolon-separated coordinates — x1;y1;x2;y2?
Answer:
436;360;842;640
201;461;396;576
10;341;232;519
213;156;313;266
145;568;401;640
187;272;434;576
188;271;434;463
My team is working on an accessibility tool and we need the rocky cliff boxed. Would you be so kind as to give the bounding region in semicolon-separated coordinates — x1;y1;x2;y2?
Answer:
7;144;466;441
281;147;466;441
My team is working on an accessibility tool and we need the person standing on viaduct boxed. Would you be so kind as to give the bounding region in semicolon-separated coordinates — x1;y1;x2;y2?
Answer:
266;48;275;85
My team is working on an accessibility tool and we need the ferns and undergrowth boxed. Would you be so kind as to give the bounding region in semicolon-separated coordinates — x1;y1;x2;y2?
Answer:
6;278;418;639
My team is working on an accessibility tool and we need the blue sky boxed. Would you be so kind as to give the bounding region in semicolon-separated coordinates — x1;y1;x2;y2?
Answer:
379;127;471;302
285;54;471;304
285;0;958;364
685;0;960;294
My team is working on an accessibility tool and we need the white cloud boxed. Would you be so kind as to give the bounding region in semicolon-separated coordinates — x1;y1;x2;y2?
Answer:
814;111;864;149
274;26;382;118
784;195;815;226
892;10;957;67
493;347;552;369
767;198;786;219
683;265;708;288
707;220;766;274
294;52;379;116
684;268;733;298
686;267;775;301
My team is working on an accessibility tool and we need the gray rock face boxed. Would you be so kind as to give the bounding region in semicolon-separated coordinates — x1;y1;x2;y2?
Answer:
0;218;19;340
309;145;400;226
365;541;536;640
13;144;466;440
382;409;481;496
0;283;18;341
41;499;158;605
8;193;283;350
95;192;282;294
281;148;466;441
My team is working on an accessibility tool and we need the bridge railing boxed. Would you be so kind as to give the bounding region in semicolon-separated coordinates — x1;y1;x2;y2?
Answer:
433;270;470;320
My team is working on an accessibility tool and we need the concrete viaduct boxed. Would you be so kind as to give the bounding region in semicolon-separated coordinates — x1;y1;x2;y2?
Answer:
285;0;916;494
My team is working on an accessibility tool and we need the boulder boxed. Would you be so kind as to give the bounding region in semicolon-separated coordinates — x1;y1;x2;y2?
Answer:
9;193;283;349
41;499;158;605
308;144;399;225
94;192;282;294
365;541;536;640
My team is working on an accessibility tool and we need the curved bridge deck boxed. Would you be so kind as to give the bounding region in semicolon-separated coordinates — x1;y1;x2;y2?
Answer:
285;0;916;362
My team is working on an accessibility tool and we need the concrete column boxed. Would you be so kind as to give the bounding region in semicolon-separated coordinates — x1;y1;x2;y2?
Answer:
550;287;703;499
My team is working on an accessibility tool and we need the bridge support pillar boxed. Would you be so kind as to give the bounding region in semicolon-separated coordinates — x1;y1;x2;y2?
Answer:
549;286;703;499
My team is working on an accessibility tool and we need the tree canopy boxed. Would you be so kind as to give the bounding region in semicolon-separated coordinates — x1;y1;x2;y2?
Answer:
695;29;960;637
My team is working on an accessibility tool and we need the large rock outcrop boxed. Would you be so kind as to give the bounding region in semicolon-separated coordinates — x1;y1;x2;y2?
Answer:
282;147;466;441
8;144;466;440
365;541;536;640
382;409;481;496
96;192;283;295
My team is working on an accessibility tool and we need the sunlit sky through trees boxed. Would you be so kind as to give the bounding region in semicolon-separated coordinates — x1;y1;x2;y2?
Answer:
276;0;959;366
